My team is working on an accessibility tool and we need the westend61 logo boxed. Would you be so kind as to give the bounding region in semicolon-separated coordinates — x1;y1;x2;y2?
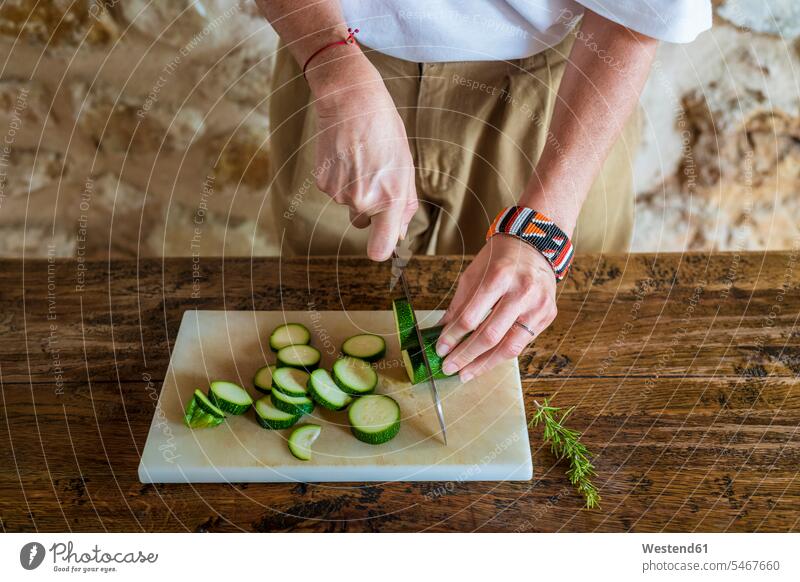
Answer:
19;541;158;574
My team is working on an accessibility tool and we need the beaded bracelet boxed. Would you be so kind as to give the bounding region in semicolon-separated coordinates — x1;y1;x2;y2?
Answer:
486;206;574;282
302;27;360;80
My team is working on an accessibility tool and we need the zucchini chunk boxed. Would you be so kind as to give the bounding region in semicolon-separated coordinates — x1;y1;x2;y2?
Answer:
341;333;386;362
348;395;401;445
253;364;276;394
271;367;310;397
269;323;311;352
271;389;315;416
254;397;301;430
276;344;321;372
288;424;322;461
332;356;378;395
401;325;453;384
307;368;353;411
208;380;253;415
392;298;419;351
183;389;226;429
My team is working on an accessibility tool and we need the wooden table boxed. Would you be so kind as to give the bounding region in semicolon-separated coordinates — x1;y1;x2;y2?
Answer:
1;253;799;532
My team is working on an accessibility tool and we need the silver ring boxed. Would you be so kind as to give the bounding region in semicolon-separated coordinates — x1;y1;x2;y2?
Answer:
513;320;536;337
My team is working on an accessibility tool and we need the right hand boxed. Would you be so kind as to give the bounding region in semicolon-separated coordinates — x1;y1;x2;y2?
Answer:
309;55;418;262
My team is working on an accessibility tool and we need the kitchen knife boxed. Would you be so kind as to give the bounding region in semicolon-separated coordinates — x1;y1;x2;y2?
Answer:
392;249;448;445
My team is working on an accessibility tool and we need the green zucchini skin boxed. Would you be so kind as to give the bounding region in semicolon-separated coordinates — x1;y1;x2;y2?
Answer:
348;395;401;445
208;381;253;415
253;397;301;430
252;364;276;394
307;369;353;411
255;414;300;430
271;367;310;397
184;389;226;429
270;390;315;416
288;424;322;461
402;325;453;384
332;357;378;395
392;298;419;351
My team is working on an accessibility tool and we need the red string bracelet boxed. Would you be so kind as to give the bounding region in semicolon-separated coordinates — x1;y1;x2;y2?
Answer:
302;27;360;80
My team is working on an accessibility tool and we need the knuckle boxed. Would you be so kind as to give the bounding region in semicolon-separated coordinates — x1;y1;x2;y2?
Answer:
483;324;506;345
484;270;507;289
507;337;529;355
500;343;519;358
462;312;483;330
518;273;536;290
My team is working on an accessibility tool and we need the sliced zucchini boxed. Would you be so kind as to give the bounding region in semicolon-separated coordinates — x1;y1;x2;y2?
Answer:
271;389;315;416
271;367;310;397
254;397;301;430
288;424;322;461
208;380;253;415
276;344;321;372
401;325;453;384
332;356;378;395
184;389;226;429
392;298;419;351
253;364;276;394
341;333;386;362
307;368;353;411
269;323;311;351
348;395;401;445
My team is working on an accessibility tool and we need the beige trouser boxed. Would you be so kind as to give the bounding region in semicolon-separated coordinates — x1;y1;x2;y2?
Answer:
268;34;640;256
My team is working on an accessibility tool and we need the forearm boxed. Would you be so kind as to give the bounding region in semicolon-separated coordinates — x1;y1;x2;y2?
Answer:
254;0;378;101
518;10;658;235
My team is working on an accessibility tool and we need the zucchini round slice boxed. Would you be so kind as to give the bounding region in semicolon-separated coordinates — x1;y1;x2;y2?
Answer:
341;334;386;362
392;298;419;351
332;356;378;395
254;397;301;430
271;367;310;397
208;381;253;415
276;344;321;372
348;395;401;445
253;364;276;394
288;424;322;461
269;323;311;352
270;389;315;416
307;369;353;411
401;325;453;384
184;389;226;429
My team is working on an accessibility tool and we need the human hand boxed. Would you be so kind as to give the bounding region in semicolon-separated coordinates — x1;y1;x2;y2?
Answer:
435;235;558;381
310;60;417;261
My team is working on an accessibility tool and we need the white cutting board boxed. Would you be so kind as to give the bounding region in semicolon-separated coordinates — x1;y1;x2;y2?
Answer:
138;310;532;483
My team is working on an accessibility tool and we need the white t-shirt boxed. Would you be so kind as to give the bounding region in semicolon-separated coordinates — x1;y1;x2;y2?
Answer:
340;0;712;62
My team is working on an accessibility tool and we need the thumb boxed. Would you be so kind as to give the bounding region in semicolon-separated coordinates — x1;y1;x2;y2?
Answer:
367;208;401;262
401;192;419;240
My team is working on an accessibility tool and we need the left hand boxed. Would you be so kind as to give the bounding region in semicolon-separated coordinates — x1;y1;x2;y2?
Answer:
436;235;558;382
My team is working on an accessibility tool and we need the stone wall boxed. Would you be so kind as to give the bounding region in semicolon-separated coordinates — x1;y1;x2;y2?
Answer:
632;0;800;252
0;0;278;259
0;0;798;258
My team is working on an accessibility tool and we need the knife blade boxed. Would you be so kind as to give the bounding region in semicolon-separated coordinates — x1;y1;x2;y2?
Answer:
392;249;448;445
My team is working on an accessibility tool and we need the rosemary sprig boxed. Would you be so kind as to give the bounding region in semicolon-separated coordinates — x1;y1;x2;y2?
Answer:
531;398;600;509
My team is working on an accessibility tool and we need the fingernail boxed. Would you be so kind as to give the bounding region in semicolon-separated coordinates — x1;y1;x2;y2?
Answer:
436;343;451;357
460;372;473;383
442;361;456;375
